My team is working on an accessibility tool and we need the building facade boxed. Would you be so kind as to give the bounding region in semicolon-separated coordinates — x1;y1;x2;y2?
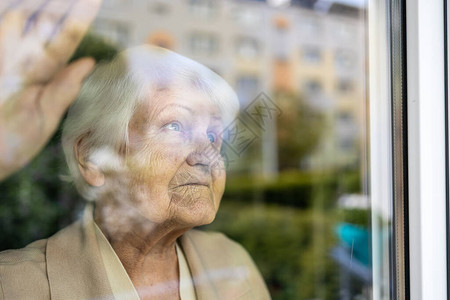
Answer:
92;0;366;173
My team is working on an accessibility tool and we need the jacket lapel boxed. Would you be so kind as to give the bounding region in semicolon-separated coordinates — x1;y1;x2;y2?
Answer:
45;205;252;300
179;231;219;299
46;204;114;300
180;230;251;300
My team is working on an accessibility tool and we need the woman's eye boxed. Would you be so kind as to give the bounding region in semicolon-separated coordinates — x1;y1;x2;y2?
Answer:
165;122;181;131
207;132;217;143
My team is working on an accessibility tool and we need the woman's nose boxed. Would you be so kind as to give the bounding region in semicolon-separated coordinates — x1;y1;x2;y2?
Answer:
186;150;211;167
186;134;219;167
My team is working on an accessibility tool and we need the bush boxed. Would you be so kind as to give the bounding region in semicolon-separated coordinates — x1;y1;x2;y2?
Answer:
203;202;341;300
0;140;81;250
224;170;361;209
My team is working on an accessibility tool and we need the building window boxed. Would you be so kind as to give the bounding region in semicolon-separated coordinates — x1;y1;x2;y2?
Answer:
337;79;354;93
273;15;290;61
188;0;217;18
304;80;322;94
302;46;322;64
299;17;323;37
335;49;355;69
149;2;170;15
273;28;289;61
333;23;356;41
188;32;219;55
236;76;260;105
338;136;355;151
336;111;357;134
336;111;357;151
232;8;262;28
236;37;261;59
337;111;354;123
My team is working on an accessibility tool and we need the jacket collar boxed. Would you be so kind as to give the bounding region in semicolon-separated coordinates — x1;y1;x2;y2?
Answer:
46;203;114;299
46;204;250;300
180;231;251;299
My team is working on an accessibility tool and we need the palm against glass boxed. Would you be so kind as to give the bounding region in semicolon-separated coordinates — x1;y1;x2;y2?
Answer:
0;0;102;180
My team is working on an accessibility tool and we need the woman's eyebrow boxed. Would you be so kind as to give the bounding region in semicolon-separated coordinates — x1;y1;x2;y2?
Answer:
158;104;194;115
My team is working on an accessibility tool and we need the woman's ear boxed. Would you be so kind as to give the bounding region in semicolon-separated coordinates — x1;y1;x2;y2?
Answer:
74;136;105;187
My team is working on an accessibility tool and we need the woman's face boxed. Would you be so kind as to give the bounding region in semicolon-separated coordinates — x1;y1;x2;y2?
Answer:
119;85;227;227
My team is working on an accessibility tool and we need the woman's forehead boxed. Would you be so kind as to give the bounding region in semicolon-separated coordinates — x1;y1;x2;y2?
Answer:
127;87;224;131
145;86;223;117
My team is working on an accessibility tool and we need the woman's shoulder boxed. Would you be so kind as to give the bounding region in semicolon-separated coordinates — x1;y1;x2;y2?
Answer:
0;238;47;265
182;229;257;273
0;239;50;299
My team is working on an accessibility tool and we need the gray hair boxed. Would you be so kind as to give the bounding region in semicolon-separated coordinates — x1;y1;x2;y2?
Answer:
62;45;239;201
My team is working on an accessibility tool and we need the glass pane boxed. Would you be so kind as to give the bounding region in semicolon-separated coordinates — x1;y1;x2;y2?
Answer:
0;0;372;299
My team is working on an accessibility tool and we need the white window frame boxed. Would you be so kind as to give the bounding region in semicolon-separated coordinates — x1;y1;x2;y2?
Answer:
407;0;447;299
370;0;448;299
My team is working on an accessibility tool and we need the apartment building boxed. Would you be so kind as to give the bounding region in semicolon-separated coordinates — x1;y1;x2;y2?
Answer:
92;0;365;173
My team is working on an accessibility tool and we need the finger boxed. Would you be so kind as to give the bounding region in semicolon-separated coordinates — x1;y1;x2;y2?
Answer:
31;0;75;38
45;0;101;63
0;10;34;100
0;0;24;23
8;0;50;33
39;57;95;134
0;0;41;46
23;0;51;34
45;0;77;40
27;0;75;49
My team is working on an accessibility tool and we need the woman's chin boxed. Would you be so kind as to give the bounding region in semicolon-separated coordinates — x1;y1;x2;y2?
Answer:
172;199;218;227
165;187;219;227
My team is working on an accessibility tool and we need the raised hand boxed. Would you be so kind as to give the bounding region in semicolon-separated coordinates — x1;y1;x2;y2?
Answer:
0;0;102;180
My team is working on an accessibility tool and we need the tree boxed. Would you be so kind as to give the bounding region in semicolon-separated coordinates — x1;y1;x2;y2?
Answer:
276;91;325;171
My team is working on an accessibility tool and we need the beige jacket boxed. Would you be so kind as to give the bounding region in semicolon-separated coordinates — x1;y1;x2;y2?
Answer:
0;206;271;300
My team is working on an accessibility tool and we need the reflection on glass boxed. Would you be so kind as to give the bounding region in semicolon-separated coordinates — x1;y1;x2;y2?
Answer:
0;0;370;299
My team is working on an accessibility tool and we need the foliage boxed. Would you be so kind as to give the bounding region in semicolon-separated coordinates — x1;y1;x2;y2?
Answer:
337;208;370;227
203;202;341;300
224;170;360;209
0;138;81;250
70;32;119;63
275;92;326;171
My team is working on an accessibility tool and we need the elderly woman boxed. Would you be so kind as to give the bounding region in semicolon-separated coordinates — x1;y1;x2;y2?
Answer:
0;46;270;300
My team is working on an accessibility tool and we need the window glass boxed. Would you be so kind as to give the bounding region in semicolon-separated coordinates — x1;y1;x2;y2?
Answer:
0;0;371;299
149;1;171;15
188;32;219;56
232;7;263;28
302;46;322;64
236;37;261;59
187;0;217;19
299;17;323;37
335;49;356;70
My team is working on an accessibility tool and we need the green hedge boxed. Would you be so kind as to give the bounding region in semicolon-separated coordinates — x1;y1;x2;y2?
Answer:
223;170;360;209
203;202;341;300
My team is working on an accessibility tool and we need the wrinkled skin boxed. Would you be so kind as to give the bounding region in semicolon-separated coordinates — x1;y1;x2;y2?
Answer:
92;86;227;299
124;86;226;227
